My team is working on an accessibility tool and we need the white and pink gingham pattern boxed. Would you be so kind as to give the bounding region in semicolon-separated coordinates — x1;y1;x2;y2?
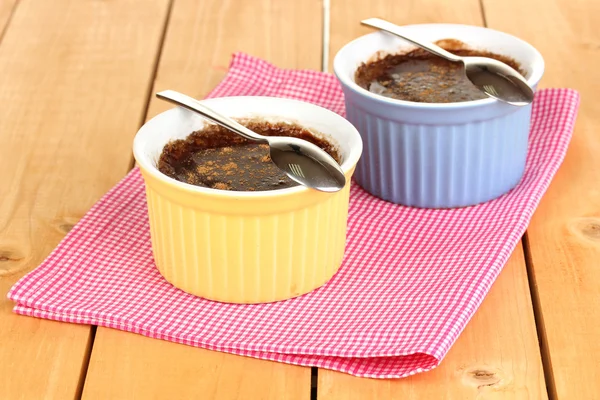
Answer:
8;53;580;379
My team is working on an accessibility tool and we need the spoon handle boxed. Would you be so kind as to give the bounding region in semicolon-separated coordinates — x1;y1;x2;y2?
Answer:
156;90;267;143
361;18;462;63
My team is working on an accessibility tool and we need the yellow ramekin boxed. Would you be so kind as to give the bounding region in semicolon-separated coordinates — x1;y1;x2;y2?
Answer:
133;96;363;303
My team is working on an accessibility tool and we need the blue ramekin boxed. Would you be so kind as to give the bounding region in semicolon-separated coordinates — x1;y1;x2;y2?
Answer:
333;24;545;208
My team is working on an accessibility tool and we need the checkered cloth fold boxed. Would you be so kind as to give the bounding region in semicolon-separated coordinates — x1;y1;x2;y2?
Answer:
8;53;580;378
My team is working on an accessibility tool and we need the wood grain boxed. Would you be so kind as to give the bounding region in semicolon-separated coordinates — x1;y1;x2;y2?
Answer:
483;0;600;397
0;0;171;398
83;329;310;400
320;0;546;398
83;0;321;398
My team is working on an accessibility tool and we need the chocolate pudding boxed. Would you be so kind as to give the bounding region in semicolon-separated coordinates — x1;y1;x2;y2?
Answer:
355;40;523;103
158;120;340;191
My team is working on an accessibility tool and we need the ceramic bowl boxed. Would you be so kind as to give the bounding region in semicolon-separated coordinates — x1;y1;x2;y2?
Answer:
333;24;544;208
133;96;362;303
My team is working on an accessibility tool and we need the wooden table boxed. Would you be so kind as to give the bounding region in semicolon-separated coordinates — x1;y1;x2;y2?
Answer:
1;0;598;398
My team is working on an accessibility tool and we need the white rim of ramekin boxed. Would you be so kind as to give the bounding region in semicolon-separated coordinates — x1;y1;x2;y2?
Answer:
133;96;363;199
333;23;545;110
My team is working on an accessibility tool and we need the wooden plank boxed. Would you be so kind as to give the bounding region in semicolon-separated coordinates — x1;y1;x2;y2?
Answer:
320;0;546;397
84;329;310;400
0;0;171;398
483;0;600;397
319;247;546;399
83;0;322;398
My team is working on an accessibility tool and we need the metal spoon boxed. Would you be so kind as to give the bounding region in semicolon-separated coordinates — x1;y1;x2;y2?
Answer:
156;90;346;192
360;18;534;106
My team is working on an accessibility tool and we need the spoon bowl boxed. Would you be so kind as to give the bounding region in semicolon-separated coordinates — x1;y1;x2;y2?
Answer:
156;90;346;192
268;137;346;192
361;18;535;106
462;57;534;106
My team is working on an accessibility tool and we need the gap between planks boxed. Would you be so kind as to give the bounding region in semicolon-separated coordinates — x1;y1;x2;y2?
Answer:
74;326;97;400
0;0;18;45
321;0;330;73
522;235;557;400
312;1;330;397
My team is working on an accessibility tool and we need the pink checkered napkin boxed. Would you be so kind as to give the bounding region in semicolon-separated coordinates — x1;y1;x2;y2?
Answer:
8;53;579;379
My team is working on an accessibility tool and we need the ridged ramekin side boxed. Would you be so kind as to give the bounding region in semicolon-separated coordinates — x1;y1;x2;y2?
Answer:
142;169;351;303
346;99;531;208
